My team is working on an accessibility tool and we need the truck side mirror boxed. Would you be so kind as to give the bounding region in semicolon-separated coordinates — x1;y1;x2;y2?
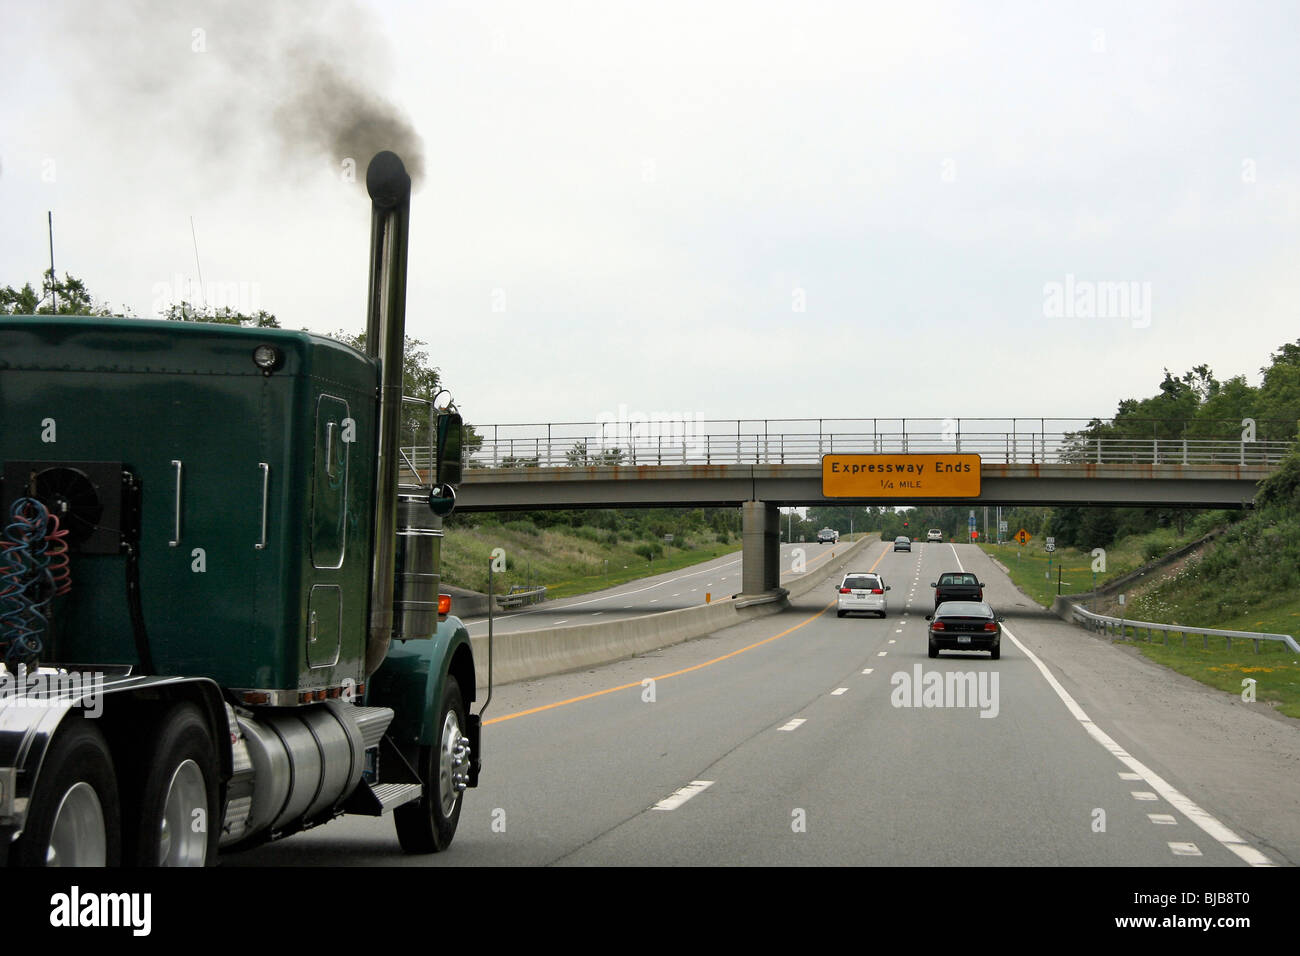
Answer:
436;411;463;487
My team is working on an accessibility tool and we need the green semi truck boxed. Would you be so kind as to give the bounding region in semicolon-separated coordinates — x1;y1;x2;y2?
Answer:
0;151;484;865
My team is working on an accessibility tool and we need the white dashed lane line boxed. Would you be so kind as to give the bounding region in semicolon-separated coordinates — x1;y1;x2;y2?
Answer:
1149;814;1177;825
949;543;1273;865
652;780;714;811
778;718;806;732
1002;619;1275;867
1169;843;1203;857
861;668;874;674
831;688;848;696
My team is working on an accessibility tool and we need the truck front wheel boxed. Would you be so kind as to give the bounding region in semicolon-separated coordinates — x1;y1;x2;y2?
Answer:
394;676;467;853
14;717;121;866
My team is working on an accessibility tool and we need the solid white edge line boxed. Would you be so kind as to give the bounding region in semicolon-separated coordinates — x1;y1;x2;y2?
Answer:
652;780;714;810
1001;621;1275;867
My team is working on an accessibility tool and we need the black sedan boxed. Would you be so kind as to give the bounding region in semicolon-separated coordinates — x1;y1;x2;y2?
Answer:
925;601;1002;659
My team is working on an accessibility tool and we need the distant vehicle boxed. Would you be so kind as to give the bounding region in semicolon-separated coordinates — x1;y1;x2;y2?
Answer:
925;601;1002;659
927;529;943;542
818;528;839;543
931;571;985;611
893;536;912;552
836;572;890;618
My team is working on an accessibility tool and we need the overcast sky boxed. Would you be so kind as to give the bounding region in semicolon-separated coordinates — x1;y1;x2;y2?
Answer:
2;0;1297;430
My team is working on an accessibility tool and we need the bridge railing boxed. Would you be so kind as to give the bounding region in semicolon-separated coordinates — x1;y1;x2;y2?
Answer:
398;417;1295;474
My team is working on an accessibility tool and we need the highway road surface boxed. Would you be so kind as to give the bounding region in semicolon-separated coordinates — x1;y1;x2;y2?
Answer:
229;541;1299;867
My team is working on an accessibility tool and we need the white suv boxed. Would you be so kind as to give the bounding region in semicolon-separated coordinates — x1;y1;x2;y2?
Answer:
927;529;943;542
836;572;889;618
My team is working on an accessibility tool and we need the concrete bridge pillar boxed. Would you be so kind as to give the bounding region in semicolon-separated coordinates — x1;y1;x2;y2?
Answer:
741;500;783;599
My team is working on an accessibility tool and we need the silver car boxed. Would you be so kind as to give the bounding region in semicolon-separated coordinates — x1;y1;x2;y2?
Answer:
893;535;912;552
836;572;890;618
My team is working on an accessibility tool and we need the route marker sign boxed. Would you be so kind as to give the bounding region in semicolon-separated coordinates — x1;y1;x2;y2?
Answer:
1015;528;1030;545
821;454;980;498
1045;536;1055;553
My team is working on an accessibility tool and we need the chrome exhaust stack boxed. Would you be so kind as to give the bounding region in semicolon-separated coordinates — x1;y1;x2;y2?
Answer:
364;151;412;676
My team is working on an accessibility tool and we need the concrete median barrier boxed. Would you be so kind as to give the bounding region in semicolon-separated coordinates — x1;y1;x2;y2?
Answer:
471;535;872;686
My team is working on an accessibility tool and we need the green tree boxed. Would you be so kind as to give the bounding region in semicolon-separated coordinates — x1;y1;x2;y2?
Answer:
162;303;279;327
0;270;123;316
1256;339;1300;441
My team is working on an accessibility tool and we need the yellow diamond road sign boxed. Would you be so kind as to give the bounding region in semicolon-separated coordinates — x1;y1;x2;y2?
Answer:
821;454;981;498
1016;528;1030;545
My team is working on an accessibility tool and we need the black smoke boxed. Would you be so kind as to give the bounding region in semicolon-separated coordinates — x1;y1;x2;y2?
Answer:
63;0;425;186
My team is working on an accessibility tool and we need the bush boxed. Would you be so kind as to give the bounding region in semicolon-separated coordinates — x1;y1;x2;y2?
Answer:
503;519;540;537
634;542;663;561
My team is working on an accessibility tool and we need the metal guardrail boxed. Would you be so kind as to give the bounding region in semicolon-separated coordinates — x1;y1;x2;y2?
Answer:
495;585;547;610
1068;603;1300;654
402;417;1296;471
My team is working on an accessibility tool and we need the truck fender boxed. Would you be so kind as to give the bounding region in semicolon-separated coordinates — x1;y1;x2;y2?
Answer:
366;615;476;763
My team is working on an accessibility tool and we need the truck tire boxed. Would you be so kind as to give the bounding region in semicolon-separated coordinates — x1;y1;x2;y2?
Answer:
394;676;467;853
123;701;219;866
14;717;121;866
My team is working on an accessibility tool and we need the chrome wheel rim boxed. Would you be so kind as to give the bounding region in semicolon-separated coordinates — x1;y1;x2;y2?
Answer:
158;759;208;866
47;782;106;867
437;710;467;816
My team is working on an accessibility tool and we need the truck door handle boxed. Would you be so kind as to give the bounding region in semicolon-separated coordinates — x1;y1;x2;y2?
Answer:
169;459;183;547
255;462;270;550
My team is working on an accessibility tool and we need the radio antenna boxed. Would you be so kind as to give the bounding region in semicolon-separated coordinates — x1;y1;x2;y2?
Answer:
190;216;207;309
47;211;57;313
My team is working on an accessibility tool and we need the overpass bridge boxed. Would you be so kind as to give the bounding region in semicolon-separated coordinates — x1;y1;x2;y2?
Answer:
403;417;1292;600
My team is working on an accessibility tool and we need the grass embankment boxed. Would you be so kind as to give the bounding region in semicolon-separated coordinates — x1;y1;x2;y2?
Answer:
981;517;1300;718
976;525;1204;608
441;522;742;602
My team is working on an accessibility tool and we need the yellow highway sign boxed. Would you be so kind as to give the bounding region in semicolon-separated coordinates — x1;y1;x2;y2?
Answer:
1016;528;1030;545
821;454;981;498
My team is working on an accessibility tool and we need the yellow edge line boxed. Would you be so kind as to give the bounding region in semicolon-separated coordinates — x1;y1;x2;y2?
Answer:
483;541;889;726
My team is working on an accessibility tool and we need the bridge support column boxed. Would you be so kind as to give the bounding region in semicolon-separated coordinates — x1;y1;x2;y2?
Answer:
741;500;784;602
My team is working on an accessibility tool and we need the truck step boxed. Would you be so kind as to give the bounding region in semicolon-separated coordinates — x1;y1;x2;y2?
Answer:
347;705;396;750
343;781;423;816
